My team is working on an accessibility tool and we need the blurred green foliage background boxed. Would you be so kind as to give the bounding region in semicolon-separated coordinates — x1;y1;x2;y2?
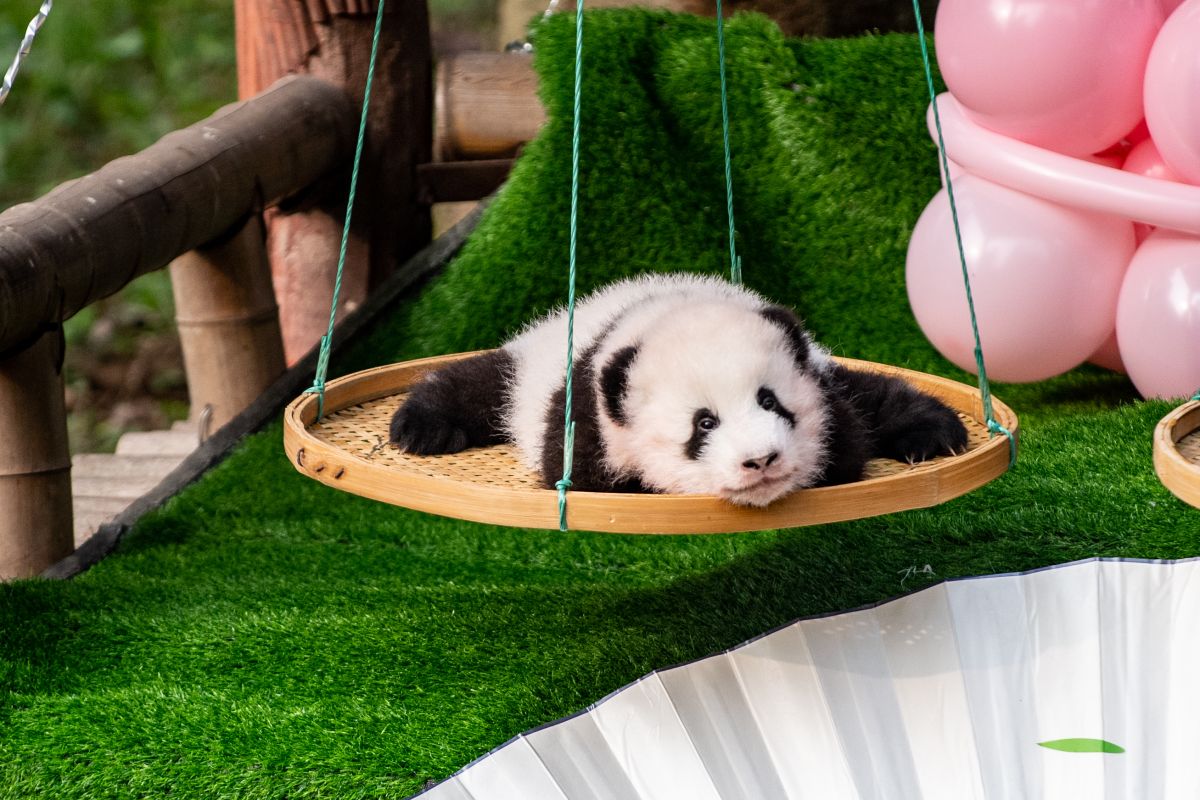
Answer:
0;0;236;451
0;0;236;207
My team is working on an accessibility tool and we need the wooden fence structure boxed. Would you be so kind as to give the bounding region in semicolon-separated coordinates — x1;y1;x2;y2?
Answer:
0;76;355;578
0;0;553;580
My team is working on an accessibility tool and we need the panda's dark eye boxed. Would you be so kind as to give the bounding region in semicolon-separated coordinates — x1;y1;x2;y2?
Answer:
686;409;720;460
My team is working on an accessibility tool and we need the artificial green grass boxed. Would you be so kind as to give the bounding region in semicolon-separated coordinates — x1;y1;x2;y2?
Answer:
3;11;1198;798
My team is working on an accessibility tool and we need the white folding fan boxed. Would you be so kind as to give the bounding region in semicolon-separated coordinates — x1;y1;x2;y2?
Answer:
413;558;1200;799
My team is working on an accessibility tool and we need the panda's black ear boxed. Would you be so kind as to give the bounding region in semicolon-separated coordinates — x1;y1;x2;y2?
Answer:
759;305;810;368
600;345;639;425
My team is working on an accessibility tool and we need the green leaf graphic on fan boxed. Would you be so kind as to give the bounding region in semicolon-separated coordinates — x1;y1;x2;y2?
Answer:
1038;738;1125;754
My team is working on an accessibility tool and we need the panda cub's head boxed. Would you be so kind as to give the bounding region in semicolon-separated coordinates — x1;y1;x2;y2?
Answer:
594;300;831;507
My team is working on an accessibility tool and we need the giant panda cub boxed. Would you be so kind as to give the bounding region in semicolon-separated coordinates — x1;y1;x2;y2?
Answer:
390;273;968;507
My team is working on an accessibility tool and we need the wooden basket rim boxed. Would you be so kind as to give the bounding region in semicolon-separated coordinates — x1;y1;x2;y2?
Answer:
283;353;1020;534
1154;399;1200;510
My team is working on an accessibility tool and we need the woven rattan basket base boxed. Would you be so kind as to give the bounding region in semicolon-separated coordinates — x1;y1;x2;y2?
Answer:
284;353;1019;534
1155;400;1200;510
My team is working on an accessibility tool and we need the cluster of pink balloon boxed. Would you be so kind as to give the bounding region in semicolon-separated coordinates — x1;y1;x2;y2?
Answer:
905;0;1200;398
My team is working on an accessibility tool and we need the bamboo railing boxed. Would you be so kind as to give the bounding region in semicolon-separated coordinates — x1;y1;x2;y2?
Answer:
0;76;356;579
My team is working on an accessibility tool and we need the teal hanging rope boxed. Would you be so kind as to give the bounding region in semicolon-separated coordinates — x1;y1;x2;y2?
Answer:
556;1;585;531
304;0;388;420
715;0;741;285
911;0;1016;466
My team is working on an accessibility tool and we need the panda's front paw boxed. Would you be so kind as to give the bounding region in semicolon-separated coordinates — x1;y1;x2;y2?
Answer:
887;403;969;463
390;395;471;455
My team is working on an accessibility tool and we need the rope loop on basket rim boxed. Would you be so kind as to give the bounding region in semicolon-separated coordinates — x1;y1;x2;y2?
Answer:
911;0;1016;468
304;0;387;421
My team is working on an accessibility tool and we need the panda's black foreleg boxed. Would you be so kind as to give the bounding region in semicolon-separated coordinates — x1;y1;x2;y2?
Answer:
829;365;969;464
389;349;513;455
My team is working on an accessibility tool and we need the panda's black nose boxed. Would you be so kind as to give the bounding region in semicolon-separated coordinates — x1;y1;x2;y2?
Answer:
742;451;779;471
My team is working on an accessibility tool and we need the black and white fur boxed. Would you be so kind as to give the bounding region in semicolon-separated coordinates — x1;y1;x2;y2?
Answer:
390;273;967;507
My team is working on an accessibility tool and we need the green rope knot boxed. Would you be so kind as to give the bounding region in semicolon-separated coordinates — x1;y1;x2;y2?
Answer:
556;421;576;531
987;419;1017;468
303;383;326;420
303;335;336;418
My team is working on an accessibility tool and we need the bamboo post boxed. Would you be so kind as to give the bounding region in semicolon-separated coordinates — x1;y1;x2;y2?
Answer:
169;216;286;432
0;330;73;579
235;0;433;364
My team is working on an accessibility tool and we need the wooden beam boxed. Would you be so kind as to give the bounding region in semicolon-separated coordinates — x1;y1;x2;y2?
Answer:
0;75;355;359
0;330;73;579
417;159;515;204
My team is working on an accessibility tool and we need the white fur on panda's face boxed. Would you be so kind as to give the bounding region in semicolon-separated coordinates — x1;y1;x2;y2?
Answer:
597;303;830;506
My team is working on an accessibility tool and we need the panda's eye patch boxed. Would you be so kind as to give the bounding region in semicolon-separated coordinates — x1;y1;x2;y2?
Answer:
686;409;719;460
758;387;796;426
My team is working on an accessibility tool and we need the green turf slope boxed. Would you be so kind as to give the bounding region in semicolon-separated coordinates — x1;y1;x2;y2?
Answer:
3;11;1198;798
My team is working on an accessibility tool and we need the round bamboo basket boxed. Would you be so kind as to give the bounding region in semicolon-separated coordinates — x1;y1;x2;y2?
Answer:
283;352;1019;533
1154;400;1200;509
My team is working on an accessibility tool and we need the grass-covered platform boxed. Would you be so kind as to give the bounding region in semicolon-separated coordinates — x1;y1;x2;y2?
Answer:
3;11;1197;798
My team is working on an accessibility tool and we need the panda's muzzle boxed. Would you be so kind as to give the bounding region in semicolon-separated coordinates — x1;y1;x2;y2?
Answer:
741;451;780;471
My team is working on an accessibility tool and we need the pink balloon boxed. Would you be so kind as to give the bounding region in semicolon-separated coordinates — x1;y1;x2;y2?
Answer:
907;176;1136;382
1144;0;1200;184
927;94;1200;235
1123;137;1186;182
1086;149;1128;170
1125;118;1152;146
940;157;967;187
1088;331;1126;373
1122;137;1187;241
935;0;1163;157
1116;231;1200;399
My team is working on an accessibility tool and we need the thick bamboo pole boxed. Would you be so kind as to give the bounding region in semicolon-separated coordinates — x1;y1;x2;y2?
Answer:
170;216;286;432
434;52;544;161
235;0;433;364
0;331;72;579
0;75;355;359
